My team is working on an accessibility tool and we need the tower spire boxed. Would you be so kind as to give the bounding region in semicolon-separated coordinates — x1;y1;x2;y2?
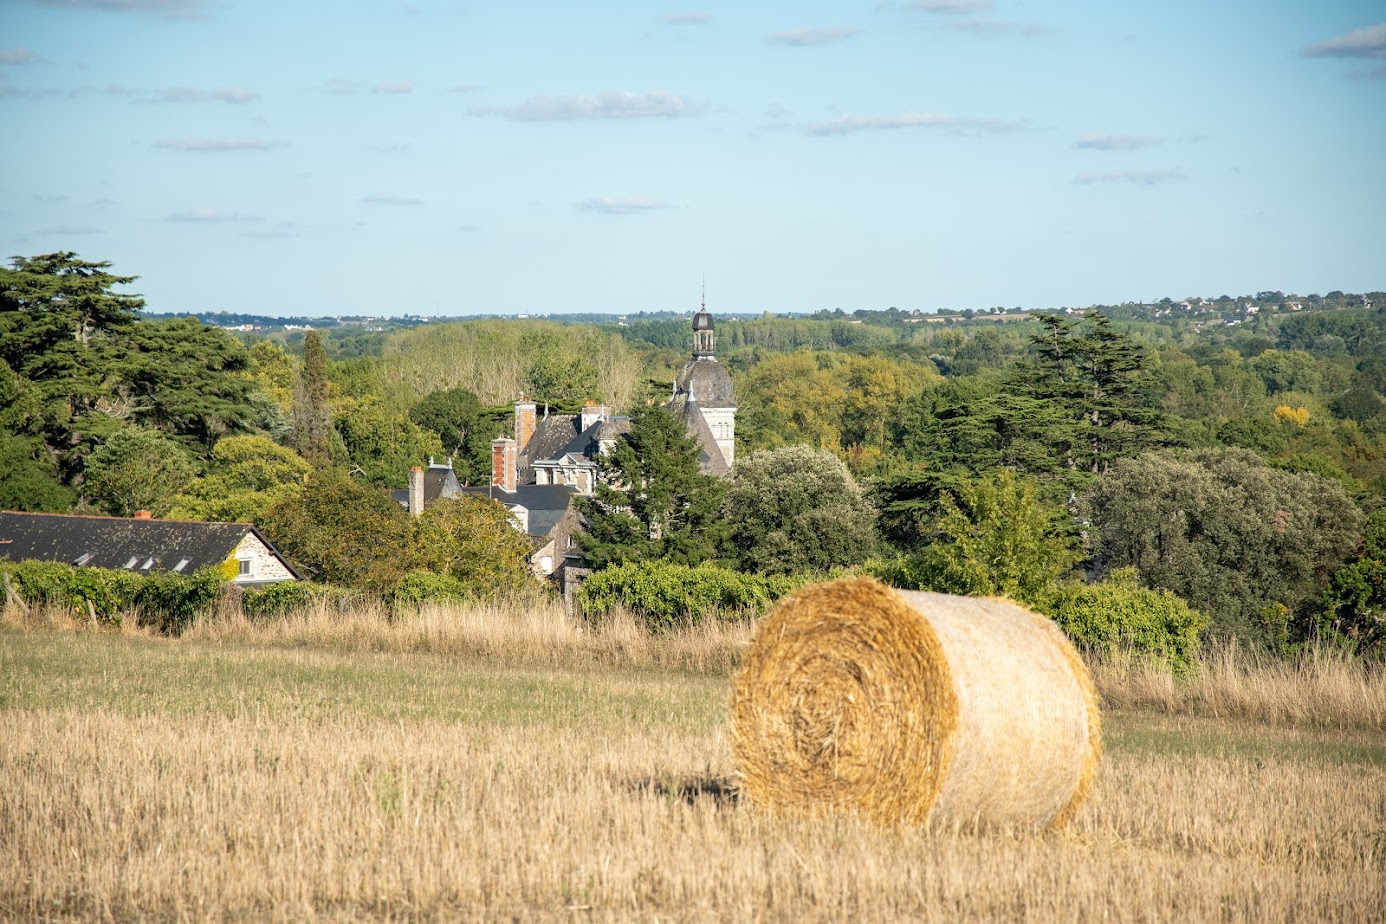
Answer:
701;275;706;312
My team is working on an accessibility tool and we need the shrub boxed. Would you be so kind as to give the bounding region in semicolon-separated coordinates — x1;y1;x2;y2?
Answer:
387;570;470;611
1039;568;1208;669
578;561;805;630
241;580;334;619
133;570;224;634
1;560;143;620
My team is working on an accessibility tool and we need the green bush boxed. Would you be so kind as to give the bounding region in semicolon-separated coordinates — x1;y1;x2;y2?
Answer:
578;561;805;630
133;570;224;634
387;570;470;611
1039;568;1207;669
241;580;335;619
1;560;143;620
0;560;224;633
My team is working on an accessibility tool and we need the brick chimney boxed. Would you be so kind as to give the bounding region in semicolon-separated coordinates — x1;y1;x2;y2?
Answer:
133;510;153;520
515;398;536;453
580;400;608;433
491;437;517;494
408;466;425;517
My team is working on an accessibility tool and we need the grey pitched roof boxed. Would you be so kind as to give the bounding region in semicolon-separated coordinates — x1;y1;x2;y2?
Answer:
0;511;302;579
391;464;462;507
679;400;730;476
675;357;736;409
521;415;582;478
458;485;579;538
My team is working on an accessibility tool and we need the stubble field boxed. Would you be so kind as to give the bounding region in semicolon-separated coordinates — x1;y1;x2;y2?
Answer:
2;605;1384;922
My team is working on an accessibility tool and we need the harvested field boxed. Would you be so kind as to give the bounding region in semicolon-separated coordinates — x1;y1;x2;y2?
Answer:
2;622;1383;922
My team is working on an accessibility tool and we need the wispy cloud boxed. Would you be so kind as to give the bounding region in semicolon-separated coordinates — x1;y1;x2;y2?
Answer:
1303;23;1386;58
806;111;1026;136
0;48;39;65
1074;168;1185;186
20;0;207;18
362;193;423;205
38;225;103;235
322;77;362;95
658;12;712;25
166;208;261;222
908;0;992;13
766;25;859;46
470;90;699;121
153;86;259;104
942;19;1045;37
154;137;283;151
576;196;672;214
373;80;414;94
1074;133;1163;151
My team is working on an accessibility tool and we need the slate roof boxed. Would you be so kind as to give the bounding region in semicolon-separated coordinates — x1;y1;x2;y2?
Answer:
675;357;736;409
0;511;302;579
390;464;462;507
521;415;583;478
458;484;579;539
678;399;730;476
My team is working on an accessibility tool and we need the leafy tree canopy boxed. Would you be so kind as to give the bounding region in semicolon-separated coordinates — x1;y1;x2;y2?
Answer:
83;426;198;517
410;495;532;597
168;435;312;524
1085;447;1362;645
722;444;878;574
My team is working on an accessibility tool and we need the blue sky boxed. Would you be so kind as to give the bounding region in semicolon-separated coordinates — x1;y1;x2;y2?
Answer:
1;1;1382;317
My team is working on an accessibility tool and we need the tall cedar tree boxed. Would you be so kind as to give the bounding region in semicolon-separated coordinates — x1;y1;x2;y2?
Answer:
576;405;726;569
294;330;333;466
1023;312;1166;473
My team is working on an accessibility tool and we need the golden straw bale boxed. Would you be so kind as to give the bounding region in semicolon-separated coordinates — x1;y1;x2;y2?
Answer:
731;577;1101;829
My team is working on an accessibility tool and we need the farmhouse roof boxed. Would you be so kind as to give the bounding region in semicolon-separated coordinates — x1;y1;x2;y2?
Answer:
0;510;302;579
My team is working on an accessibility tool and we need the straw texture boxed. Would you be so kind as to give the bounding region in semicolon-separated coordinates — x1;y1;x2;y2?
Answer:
731;577;1101;829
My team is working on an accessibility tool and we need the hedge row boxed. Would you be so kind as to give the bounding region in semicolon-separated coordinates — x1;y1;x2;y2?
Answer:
578;560;807;630
0;560;221;634
1037;568;1208;669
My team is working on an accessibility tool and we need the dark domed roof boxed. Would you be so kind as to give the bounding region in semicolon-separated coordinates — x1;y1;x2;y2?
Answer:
692;309;714;331
675;357;735;409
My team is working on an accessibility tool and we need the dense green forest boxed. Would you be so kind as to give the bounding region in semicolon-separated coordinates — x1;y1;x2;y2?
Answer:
4;252;1384;656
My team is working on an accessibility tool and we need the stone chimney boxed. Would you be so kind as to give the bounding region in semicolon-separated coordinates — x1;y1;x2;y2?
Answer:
580;400;608;433
515;398;536;452
491;437;517;494
408;466;425;517
133;510;153;520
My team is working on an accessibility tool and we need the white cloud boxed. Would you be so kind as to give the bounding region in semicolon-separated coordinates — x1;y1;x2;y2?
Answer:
322;77;362;95
658;12;712;25
373;80;414;94
0;48;39;65
155;86;259;104
470;90;699;121
1074;168;1185;186
806;111;1026;136
166;208;261;222
909;0;991;14
943;19;1045;37
1074;133;1163;151
153;137;283;151
576;196;672;214
1303;23;1386;58
362;193;423;205
766;25;860;46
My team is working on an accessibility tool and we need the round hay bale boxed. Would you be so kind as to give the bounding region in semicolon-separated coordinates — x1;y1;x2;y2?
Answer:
731;577;1101;829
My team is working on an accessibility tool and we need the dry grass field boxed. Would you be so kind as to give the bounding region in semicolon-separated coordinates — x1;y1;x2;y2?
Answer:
3;602;1384;922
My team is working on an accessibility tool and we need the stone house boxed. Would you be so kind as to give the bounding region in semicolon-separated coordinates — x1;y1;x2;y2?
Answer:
0;510;301;585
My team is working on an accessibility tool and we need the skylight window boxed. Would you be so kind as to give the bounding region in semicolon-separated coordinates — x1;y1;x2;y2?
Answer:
124;557;139;569
140;558;154;570
173;559;191;573
73;552;93;566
